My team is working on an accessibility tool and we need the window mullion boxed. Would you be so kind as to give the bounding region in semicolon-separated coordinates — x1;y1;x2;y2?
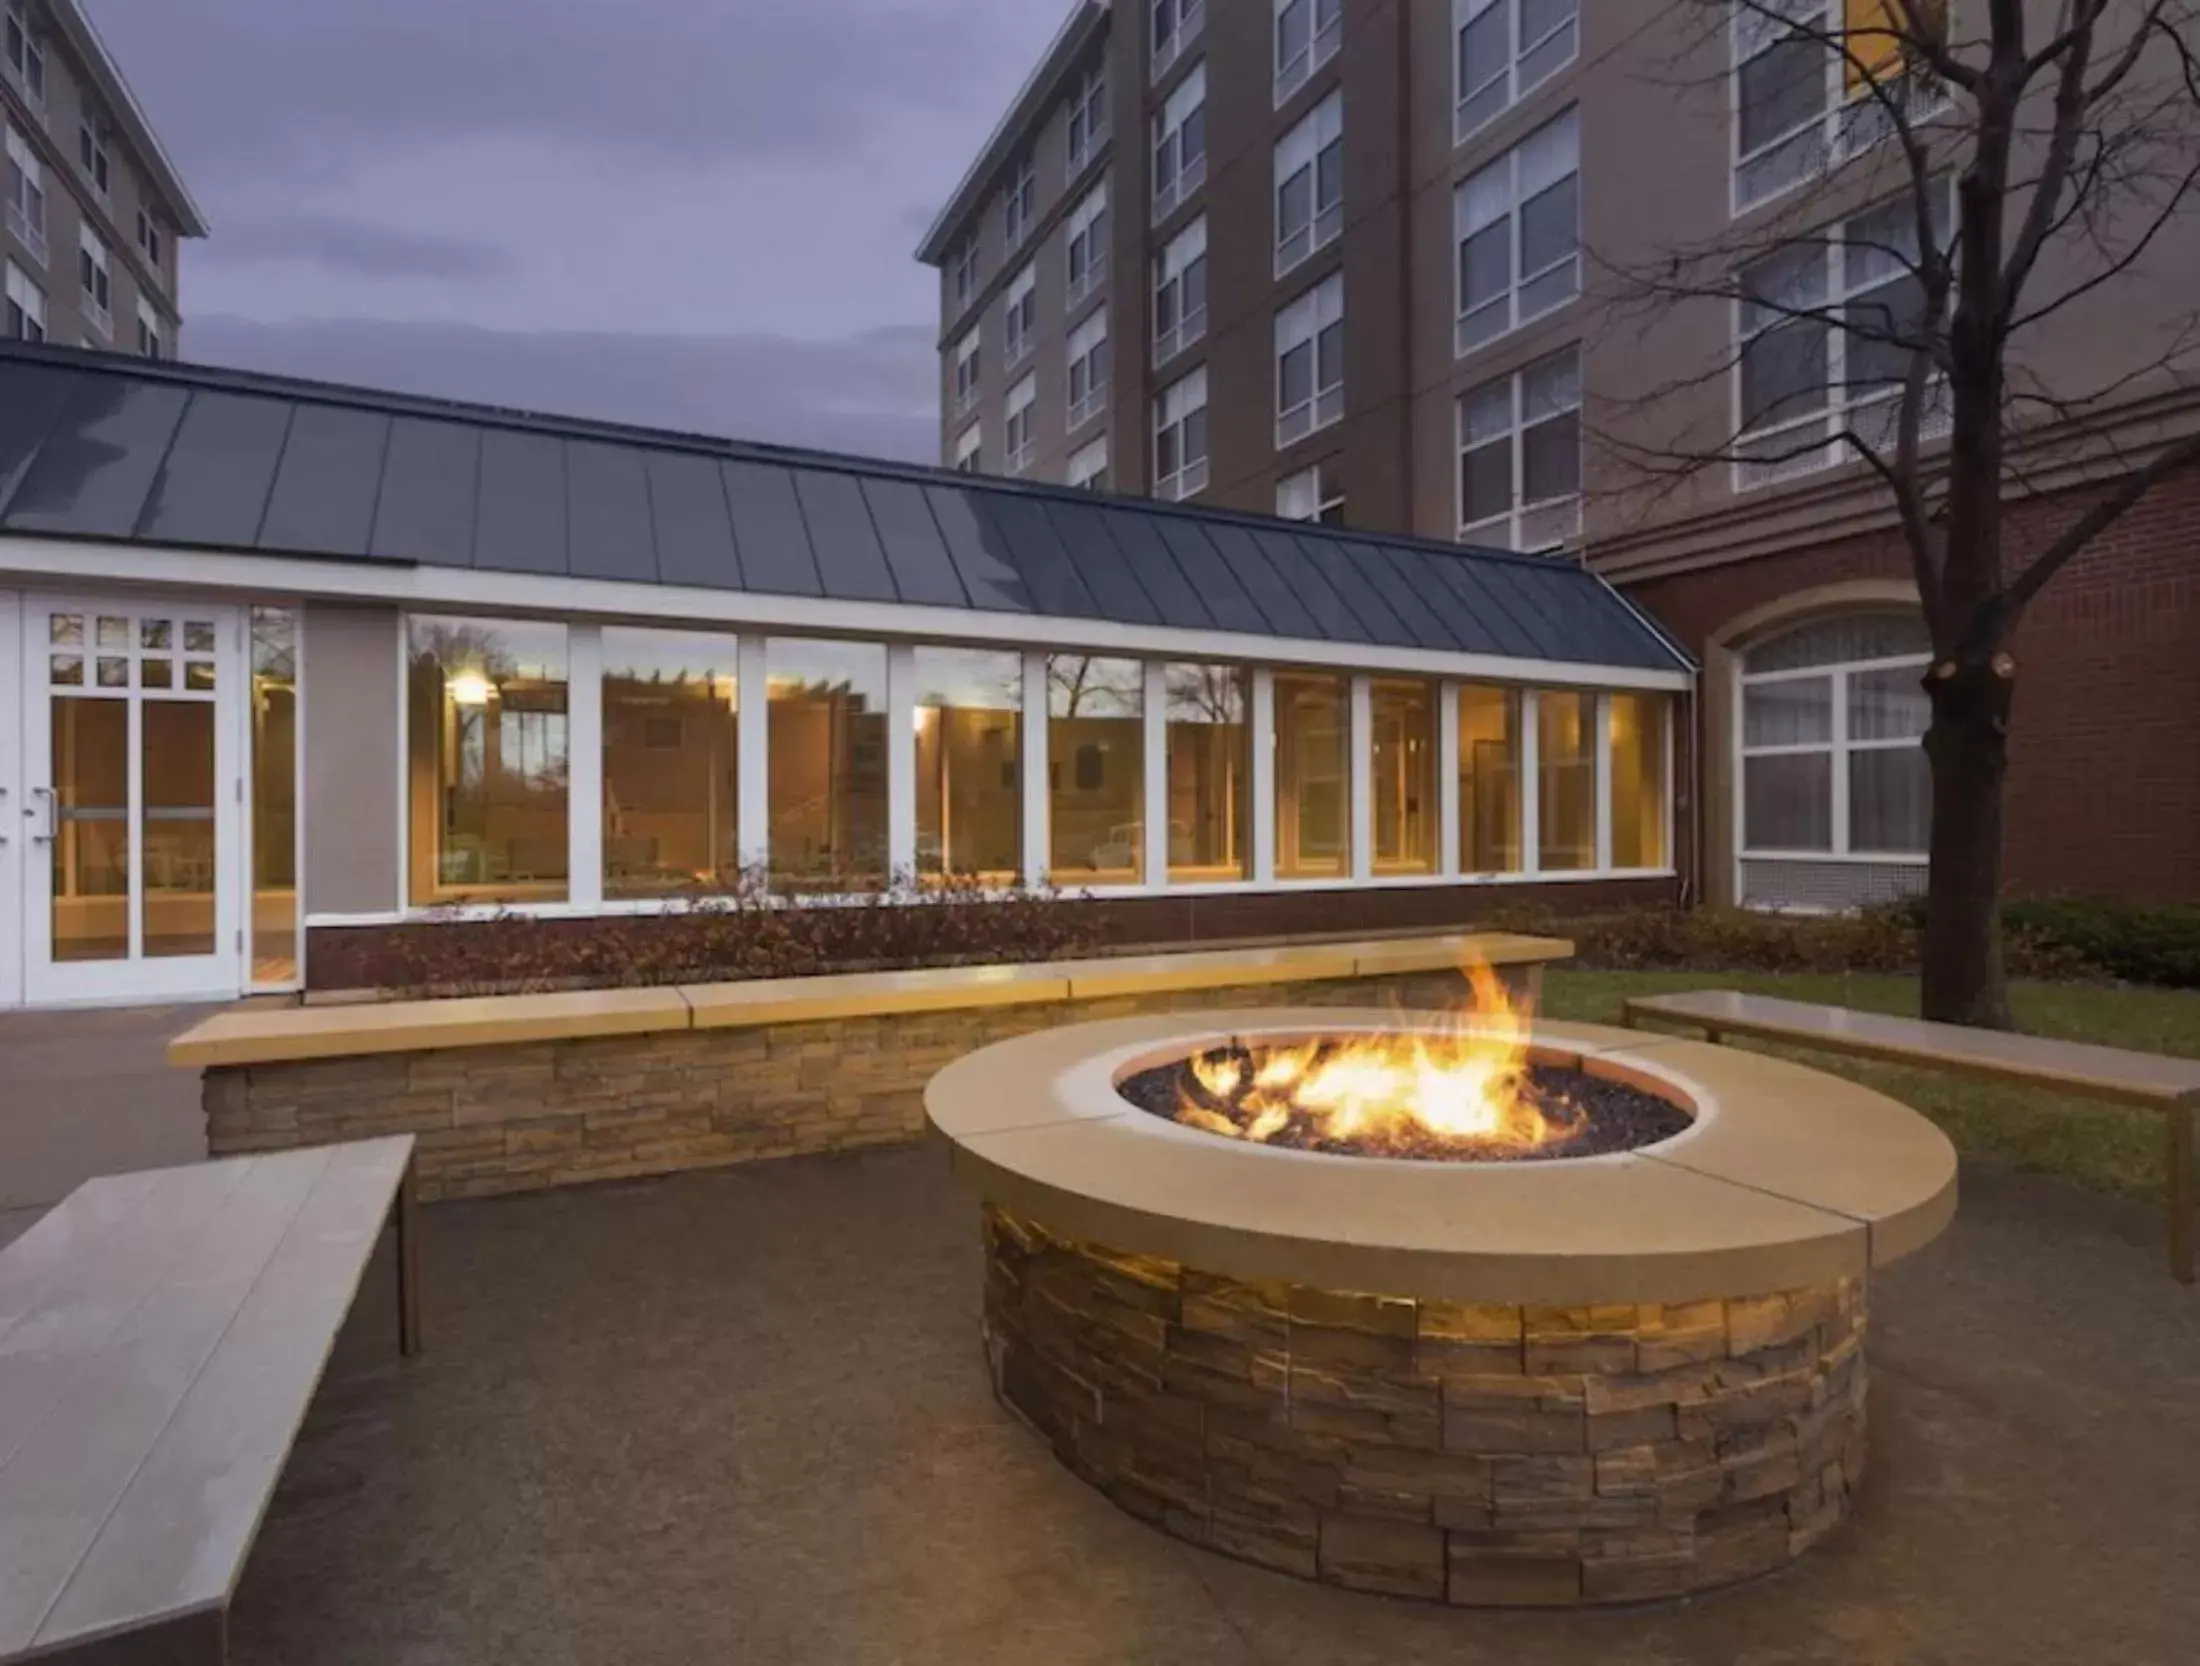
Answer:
1830;665;1852;855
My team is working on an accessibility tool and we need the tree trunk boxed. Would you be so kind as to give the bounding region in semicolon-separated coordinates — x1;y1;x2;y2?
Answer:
1919;657;2015;1027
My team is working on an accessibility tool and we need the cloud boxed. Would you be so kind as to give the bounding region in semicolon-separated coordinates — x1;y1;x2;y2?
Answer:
181;314;942;464
211;214;517;281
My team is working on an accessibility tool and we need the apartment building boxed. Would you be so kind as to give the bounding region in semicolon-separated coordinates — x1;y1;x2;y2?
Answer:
917;0;2200;910
3;0;203;354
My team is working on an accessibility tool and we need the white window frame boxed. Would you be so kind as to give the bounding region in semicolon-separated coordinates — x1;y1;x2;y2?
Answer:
1067;434;1109;490
1275;0;1343;106
1275;271;1345;447
1067;61;1108;173
1152;0;1206;82
1153;366;1209;502
1453;105;1579;358
76;115;109;200
77;224;111;340
1276;460;1345;524
1003;261;1037;368
1453;0;1579;145
1003;151;1035;249
1064;177;1109;309
135;295;160;359
1067;308;1109;432
1005;373;1038;474
1153;215;1208;366
1152;62;1207;223
4;255;44;341
952;327;982;418
136;206;164;277
954;422;983;474
950;236;977;310
4;3;44;108
4;121;44;267
1274;89;1344;278
1456;344;1582;552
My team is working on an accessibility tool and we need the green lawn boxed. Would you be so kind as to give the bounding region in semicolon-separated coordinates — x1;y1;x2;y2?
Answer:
1540;969;2200;1199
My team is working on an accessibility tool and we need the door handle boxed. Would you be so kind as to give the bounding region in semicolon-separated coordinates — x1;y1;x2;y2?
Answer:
26;787;55;844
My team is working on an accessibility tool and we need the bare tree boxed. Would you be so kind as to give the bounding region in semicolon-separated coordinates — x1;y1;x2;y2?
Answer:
1601;0;2200;1026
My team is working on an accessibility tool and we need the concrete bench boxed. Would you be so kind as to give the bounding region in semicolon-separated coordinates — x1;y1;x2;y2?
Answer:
1620;989;2200;1283
0;1138;420;1663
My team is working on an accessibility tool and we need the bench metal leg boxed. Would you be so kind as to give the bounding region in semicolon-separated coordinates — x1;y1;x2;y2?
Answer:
396;1158;423;1356
2171;1105;2195;1286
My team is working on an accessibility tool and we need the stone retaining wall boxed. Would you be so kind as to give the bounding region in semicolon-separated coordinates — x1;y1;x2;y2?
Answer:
204;969;1506;1201
982;1206;1867;1606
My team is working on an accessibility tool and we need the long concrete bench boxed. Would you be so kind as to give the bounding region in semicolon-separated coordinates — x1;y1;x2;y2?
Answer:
1620;989;2200;1283
0;1138;420;1663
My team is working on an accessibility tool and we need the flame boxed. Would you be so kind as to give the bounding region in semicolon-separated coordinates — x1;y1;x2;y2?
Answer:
1175;959;1570;1155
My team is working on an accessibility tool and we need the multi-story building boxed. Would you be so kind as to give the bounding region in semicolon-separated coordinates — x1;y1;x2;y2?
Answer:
917;0;2200;910
3;0;203;354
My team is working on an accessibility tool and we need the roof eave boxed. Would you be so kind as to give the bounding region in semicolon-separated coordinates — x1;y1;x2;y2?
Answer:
48;0;209;237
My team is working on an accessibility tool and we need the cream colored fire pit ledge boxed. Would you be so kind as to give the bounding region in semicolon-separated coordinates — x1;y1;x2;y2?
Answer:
925;1012;1956;1607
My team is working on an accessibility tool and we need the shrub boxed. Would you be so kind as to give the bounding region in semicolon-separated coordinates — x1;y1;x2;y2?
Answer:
2003;898;2200;990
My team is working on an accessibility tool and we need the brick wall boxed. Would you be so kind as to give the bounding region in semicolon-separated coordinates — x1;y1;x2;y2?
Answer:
1627;465;2200;904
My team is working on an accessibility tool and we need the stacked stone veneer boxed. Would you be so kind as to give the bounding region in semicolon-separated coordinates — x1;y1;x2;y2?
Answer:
982;1207;1868;1606
203;970;1503;1202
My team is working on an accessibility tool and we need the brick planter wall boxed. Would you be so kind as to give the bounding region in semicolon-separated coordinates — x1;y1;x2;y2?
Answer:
982;1207;1867;1606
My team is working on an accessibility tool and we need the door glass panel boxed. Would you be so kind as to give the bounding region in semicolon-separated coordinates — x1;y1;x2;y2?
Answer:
50;613;84;646
143;701;217;958
96;616;130;649
96;656;128;688
50;654;82;685
251;609;300;982
140;620;172;650
50;698;131;963
141;658;172;689
184;660;215;691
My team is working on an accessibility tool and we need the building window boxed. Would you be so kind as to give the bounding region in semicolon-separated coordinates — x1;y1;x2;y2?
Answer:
135;298;160;360
1153;0;1205;80
77;119;110;198
4;4;44;106
1609;691;1670;869
1276;671;1350;879
1458;683;1522;872
1003;261;1036;366
406;617;570;905
136;207;164;276
954;422;982;474
1153;215;1208;364
950;236;977;309
767;637;889;892
1005;373;1038;473
3;257;41;340
1454;105;1578;356
1275;271;1344;446
1275;0;1343;105
1065;176;1109;307
1067;308;1109;431
599;629;741;897
1740;612;1931;860
1067;61;1108;171
1370;678;1438;873
1153;366;1209;501
5;123;45;267
1152;61;1207;222
1536;687;1595;871
1165;663;1251;881
1735;179;1953;489
1067;434;1109;490
1455;0;1578;143
1274;88;1343;277
249;609;300;985
77;226;111;339
1048;655;1144;884
1457;344;1581;551
953;326;982;417
1276;459;1345;524
1003;151;1035;248
915;646;1022;884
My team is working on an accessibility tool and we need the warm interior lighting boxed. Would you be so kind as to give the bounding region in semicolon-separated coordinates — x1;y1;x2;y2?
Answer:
446;671;494;707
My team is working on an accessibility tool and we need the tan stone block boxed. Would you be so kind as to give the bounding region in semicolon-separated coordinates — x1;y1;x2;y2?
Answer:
1418;1338;1526;1380
1209;1511;1319;1579
1490;1454;1595;1506
1433;1495;1494;1531
1587;1405;1680;1452
1288;1286;1416;1338
1418;1300;1524;1344
1594;1445;1659;1498
1581;1545;1700;1603
1318;1513;1446;1599
1726;1286;1836;1355
1722;1437;1803;1504
1526;1335;1639;1376
1497;1493;1658;1533
1443;1404;1587;1456
1335;1483;1435;1522
1436;1372;1587;1410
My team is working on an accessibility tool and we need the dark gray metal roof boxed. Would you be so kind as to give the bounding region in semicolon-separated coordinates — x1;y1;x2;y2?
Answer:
0;342;1689;674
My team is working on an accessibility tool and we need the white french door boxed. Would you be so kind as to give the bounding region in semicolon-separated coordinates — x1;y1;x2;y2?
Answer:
19;595;244;1004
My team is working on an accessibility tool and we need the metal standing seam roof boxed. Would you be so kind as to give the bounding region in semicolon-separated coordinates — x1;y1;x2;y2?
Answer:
0;341;1691;674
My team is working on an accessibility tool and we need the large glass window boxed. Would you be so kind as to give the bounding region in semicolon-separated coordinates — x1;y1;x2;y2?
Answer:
1048;655;1144;884
1275;272;1345;446
1274;88;1343;276
1275;0;1342;105
1455;0;1579;142
1276;671;1349;878
1165;663;1250;881
916;647;1023;883
1153;61;1207;220
1154;215;1208;364
1454;106;1578;355
1609;691;1669;869
406;617;569;905
1370;678;1437;873
1536;688;1595;871
1153;366;1209;501
1458;683;1522;872
768;638;889;891
602;628;740;898
1458;345;1581;551
249;608;298;982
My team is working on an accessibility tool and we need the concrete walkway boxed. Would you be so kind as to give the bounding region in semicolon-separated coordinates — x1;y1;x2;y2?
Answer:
0;1003;210;1245
233;1145;2200;1666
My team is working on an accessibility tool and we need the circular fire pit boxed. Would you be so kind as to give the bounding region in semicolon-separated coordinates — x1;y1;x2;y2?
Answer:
926;1009;1956;1607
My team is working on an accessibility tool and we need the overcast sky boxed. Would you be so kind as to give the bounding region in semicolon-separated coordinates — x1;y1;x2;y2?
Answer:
89;0;1064;461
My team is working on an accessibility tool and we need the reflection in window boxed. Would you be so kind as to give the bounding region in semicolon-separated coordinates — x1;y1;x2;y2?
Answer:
1276;671;1349;878
1458;683;1522;873
406;616;569;905
603;629;740;897
1609;692;1668;869
1537;689;1595;871
1370;678;1437;872
1047;655;1143;883
915;647;1022;883
1165;663;1250;881
250;608;299;982
768;638;889;892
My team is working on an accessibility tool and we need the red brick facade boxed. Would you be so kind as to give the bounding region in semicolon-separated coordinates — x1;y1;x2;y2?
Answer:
1626;465;2200;905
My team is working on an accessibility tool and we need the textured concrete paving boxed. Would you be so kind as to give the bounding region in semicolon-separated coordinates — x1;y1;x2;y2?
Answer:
236;1145;2200;1666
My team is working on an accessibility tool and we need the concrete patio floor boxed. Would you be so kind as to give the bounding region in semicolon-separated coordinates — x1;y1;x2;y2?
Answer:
240;1144;2200;1666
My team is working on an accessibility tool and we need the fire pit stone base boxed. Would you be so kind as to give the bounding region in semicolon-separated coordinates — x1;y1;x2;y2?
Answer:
983;1206;1866;1606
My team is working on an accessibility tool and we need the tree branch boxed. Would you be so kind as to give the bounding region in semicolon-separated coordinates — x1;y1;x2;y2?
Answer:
2006;429;2200;614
